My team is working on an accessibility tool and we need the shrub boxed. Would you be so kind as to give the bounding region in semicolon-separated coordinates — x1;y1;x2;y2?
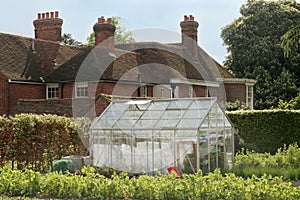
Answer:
233;144;300;180
227;110;300;154
0;114;90;172
1;167;300;199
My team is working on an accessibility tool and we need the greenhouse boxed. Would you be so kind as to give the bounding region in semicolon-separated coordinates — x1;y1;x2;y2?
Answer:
90;97;234;175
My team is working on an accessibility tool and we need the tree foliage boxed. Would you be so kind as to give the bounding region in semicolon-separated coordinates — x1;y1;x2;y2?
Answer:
61;33;83;46
278;91;300;109
281;25;300;57
221;0;300;109
87;17;135;45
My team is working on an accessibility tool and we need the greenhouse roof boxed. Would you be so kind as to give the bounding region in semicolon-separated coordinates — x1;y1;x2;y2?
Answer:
91;97;231;131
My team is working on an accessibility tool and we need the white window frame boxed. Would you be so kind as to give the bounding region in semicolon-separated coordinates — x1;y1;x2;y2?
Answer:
140;85;147;97
75;82;88;98
246;84;254;109
188;85;193;98
205;87;209;97
46;83;59;99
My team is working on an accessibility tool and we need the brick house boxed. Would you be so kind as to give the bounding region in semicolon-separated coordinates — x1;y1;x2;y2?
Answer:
0;11;256;117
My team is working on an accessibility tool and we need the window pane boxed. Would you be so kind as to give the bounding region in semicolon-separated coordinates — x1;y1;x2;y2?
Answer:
76;83;88;97
47;85;59;99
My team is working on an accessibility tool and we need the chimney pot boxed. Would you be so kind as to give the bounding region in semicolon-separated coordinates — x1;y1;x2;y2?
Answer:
55;11;59;18
42;13;45;19
184;15;188;21
107;18;112;23
50;12;54;18
46;12;50;19
37;13;41;19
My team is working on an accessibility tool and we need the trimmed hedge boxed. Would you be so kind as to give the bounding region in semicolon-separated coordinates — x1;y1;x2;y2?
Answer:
0;114;89;172
227;110;300;154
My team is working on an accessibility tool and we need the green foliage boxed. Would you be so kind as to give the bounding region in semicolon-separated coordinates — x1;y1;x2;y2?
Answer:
233;144;300;180
61;33;83;46
1;167;300;199
227;109;300;154
86;16;135;45
281;25;300;57
221;0;300;109
278;91;300;109
225;100;250;111
0;114;90;172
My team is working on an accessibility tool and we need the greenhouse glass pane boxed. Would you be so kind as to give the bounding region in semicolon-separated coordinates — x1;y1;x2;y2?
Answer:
113;119;136;129
140;110;164;120
175;130;197;142
184;109;208;119
162;110;184;119
167;99;193;110
134;119;158;129
190;99;214;109
120;110;143;120
177;119;201;129
147;101;170;110
92;119;115;129
155;119;180;129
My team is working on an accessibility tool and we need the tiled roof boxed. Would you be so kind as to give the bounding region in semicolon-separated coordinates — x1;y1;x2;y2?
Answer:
0;33;84;81
0;32;233;84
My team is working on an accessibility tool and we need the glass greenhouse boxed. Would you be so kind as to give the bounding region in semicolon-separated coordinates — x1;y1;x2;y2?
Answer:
90;97;234;175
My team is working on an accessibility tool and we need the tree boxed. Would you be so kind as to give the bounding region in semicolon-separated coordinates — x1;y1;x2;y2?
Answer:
61;33;83;46
86;17;135;45
281;25;300;57
221;0;300;109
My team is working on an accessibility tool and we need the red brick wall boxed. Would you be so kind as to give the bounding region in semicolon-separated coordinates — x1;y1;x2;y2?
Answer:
193;85;206;97
9;83;45;115
0;73;9;115
177;84;190;98
224;83;246;103
62;83;74;98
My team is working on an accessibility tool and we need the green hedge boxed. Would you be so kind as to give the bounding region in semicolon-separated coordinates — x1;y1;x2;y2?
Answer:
227;110;300;154
1;167;299;199
0;114;90;172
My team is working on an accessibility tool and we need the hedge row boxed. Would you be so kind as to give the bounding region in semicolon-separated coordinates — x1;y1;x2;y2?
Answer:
0;114;89;172
1;167;299;199
227;110;300;154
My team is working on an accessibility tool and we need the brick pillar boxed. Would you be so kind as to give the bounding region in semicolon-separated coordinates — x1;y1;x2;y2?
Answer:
180;15;199;58
93;16;116;53
33;11;63;42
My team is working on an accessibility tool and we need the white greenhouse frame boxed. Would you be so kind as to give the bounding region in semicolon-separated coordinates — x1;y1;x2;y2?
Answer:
90;97;234;175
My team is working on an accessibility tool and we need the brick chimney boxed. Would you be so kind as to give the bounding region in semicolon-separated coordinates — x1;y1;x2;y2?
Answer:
33;11;63;42
93;16;116;52
180;15;199;58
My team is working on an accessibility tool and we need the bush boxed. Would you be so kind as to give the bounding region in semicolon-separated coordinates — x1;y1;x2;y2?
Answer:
227;110;300;154
0;167;300;199
0;114;90;172
233;144;300;180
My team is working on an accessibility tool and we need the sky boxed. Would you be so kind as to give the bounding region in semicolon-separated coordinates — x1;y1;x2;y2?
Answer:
0;0;249;63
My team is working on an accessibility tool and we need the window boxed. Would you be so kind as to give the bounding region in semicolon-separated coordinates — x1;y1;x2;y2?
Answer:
188;85;193;98
140;86;147;97
246;85;254;109
75;82;88;98
46;84;59;99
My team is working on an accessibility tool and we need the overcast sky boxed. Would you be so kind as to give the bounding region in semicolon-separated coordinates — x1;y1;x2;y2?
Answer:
1;0;254;63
